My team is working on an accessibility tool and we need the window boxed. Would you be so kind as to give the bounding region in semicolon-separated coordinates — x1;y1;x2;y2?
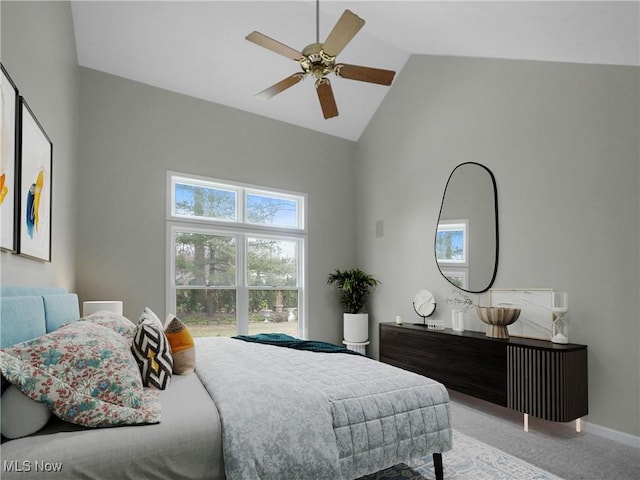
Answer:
167;173;306;338
440;269;468;290
436;219;469;290
172;179;237;222
435;220;468;265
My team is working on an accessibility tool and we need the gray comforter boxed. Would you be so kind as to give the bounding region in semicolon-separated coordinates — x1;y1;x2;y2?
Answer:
195;337;452;480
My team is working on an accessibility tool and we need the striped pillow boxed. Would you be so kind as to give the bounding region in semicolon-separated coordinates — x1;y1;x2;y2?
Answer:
131;320;173;390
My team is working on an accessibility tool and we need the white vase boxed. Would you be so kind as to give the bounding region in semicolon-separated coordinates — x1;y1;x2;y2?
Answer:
343;313;369;343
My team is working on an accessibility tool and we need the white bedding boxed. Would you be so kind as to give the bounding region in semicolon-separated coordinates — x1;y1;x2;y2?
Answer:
0;374;224;480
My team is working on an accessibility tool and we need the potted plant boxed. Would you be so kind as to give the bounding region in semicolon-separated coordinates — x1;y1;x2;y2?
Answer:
327;268;380;343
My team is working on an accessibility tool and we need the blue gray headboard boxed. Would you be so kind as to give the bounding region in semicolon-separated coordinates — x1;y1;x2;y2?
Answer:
0;287;80;348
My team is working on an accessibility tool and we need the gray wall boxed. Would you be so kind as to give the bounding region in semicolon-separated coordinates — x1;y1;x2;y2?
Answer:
76;68;357;343
0;1;79;290
356;54;640;437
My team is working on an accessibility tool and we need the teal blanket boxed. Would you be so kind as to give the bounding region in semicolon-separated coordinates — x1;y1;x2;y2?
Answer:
232;333;363;356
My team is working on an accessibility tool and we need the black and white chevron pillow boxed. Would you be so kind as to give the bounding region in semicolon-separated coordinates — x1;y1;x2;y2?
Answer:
131;321;173;390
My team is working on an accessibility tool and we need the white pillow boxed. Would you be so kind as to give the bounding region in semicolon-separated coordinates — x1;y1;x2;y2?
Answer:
1;385;51;439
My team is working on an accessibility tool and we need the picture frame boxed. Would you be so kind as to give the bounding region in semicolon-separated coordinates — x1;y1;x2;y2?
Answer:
17;97;52;262
1;63;19;252
489;288;553;340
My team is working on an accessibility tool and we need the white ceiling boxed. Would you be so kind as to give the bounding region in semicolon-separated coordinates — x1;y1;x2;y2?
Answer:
71;1;640;141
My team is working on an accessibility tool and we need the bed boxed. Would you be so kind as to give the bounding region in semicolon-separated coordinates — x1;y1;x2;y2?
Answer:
0;287;451;479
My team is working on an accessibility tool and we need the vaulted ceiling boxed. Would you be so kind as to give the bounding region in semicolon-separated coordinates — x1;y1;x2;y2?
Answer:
71;1;640;141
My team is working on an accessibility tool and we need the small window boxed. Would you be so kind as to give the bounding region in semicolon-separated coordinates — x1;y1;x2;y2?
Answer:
170;173;304;231
172;177;237;222
246;191;301;229
436;220;468;265
440;269;468;290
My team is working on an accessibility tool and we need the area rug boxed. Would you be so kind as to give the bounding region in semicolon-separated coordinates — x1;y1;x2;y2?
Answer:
359;431;564;480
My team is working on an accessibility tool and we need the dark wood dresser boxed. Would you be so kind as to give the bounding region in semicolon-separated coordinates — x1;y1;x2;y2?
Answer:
379;322;588;424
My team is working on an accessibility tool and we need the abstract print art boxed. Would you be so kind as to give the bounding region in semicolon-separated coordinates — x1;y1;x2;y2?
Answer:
18;98;52;261
0;64;18;251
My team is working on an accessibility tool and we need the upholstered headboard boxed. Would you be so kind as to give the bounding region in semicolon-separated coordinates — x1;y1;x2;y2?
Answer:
0;287;80;348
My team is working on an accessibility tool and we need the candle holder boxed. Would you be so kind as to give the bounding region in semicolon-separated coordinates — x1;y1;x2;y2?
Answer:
551;291;569;344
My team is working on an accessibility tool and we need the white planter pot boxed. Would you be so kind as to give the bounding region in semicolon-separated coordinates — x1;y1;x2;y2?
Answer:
343;313;369;343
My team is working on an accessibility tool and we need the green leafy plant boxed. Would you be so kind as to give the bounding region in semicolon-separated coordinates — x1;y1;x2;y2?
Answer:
327;268;380;314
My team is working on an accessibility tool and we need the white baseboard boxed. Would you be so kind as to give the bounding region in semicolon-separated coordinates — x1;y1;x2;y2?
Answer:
583;421;640;448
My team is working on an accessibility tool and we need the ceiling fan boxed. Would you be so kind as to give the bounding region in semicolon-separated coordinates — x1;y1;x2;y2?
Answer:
245;1;396;119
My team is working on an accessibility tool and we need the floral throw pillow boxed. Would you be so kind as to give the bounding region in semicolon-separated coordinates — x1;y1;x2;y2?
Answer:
0;321;161;428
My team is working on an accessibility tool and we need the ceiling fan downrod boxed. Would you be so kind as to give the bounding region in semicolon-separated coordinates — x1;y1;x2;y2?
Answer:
316;0;320;44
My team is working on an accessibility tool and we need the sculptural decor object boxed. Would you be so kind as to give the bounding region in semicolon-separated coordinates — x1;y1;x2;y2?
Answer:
551;291;569;344
475;306;521;339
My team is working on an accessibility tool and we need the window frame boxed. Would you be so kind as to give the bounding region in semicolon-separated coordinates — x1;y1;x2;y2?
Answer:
170;175;239;223
166;172;307;338
245;188;305;230
168;172;306;232
435;219;469;266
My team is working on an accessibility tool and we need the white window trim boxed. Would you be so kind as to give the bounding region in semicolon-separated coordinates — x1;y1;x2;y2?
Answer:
244;187;306;230
436;219;469;267
167;171;307;234
440;268;469;290
166;171;307;338
170;174;239;223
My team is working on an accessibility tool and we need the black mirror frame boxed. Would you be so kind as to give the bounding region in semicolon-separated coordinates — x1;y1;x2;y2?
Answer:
435;162;499;294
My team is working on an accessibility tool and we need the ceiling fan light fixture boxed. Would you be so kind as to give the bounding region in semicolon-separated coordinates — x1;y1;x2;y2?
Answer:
300;43;335;79
245;3;395;119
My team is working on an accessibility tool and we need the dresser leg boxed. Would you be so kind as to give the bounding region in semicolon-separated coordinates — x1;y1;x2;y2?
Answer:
523;413;529;432
433;453;443;480
576;418;582;432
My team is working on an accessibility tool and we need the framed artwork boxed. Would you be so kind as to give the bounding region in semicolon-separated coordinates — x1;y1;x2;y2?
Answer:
489;288;553;340
17;97;52;262
1;63;19;251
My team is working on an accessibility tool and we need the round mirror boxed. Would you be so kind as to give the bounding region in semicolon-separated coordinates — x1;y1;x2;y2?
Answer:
413;290;436;318
435;162;498;293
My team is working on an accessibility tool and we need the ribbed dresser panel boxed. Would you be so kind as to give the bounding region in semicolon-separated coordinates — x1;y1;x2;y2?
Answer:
507;345;588;422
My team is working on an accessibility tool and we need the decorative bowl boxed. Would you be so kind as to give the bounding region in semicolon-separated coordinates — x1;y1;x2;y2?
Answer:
475;306;521;339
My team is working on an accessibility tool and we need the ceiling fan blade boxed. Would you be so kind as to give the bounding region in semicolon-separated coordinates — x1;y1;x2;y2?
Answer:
334;63;396;86
322;10;365;57
245;31;304;61
315;78;339;119
255;73;306;100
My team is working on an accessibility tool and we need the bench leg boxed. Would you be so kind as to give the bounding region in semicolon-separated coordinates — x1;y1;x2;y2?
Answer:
433;452;443;480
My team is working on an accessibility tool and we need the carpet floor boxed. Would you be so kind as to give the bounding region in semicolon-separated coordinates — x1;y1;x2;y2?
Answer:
358;389;639;480
448;390;639;480
359;430;562;480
